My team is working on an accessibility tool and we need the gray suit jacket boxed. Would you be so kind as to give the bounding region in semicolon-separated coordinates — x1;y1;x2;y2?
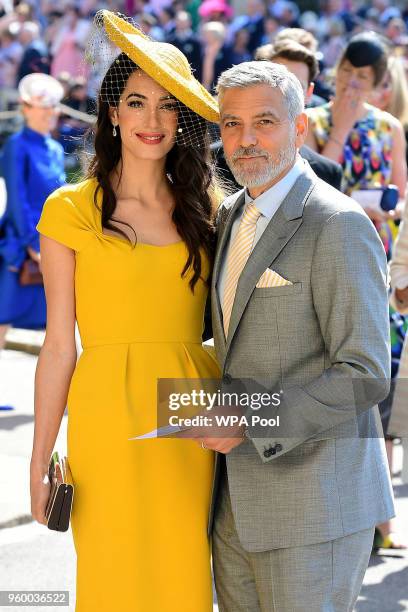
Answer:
207;163;395;552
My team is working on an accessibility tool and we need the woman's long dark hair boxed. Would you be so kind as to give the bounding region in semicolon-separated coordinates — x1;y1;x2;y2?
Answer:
87;53;221;291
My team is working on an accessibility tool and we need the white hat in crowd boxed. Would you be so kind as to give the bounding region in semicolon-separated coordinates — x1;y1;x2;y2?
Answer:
18;73;64;108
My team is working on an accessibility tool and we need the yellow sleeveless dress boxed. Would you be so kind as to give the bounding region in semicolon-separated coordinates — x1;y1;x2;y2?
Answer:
36;178;219;611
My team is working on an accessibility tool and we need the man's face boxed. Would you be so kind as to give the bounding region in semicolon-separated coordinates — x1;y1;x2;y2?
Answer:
176;14;191;32
219;83;307;196
247;0;263;16
271;57;314;104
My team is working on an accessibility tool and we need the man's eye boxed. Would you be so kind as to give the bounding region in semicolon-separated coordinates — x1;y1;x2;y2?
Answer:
224;121;238;128
258;119;274;125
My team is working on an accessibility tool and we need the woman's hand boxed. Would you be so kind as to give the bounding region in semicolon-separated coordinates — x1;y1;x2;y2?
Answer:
30;463;50;526
27;247;41;263
330;86;365;142
387;200;405;221
363;200;404;223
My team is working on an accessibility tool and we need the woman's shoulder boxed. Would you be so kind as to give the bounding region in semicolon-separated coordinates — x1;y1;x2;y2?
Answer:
3;130;28;154
44;177;100;229
366;104;399;130
306;103;331;131
38;177;99;251
47;177;99;207
3;132;59;166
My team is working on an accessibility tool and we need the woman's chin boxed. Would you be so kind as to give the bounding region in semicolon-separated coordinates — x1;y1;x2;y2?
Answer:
131;146;173;161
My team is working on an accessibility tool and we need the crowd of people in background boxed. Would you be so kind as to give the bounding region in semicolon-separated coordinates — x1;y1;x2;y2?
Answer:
0;1;407;179
0;0;407;135
1;0;408;554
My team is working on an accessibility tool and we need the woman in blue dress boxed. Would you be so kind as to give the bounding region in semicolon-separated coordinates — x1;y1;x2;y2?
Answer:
0;74;66;402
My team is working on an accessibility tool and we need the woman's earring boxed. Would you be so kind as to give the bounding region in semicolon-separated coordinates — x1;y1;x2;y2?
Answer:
112;124;117;137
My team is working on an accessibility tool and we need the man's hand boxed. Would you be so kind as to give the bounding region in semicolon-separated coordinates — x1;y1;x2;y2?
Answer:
197;423;246;454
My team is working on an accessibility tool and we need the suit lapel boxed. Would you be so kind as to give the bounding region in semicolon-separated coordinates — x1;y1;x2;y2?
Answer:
225;170;316;353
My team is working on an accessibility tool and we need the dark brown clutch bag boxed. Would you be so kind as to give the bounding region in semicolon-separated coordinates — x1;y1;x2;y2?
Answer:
45;452;74;532
19;259;43;286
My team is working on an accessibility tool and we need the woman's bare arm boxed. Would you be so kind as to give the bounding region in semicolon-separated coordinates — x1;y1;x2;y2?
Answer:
30;234;77;523
389;115;407;199
390;192;408;313
304;114;344;161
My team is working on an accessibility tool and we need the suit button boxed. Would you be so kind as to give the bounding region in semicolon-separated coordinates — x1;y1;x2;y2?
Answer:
263;449;272;458
223;374;232;384
275;444;283;453
269;447;277;455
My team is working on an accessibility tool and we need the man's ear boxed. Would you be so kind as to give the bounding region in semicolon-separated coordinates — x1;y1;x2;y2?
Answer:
305;82;314;106
295;112;308;148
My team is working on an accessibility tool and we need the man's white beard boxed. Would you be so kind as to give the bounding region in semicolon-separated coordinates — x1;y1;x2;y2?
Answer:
226;130;297;189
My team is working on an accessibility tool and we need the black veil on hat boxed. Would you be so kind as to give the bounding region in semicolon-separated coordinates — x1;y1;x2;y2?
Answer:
85;10;220;148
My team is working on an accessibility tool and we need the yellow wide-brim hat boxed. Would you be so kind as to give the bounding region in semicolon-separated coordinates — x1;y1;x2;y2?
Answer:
100;10;220;123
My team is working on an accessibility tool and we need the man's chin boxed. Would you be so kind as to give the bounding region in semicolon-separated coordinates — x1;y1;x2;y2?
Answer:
229;166;270;188
230;169;273;189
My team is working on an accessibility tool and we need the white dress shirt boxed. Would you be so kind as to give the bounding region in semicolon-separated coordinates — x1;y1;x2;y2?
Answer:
217;156;305;312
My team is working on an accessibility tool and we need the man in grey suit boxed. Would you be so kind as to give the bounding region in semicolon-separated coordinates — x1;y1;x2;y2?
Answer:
197;62;395;611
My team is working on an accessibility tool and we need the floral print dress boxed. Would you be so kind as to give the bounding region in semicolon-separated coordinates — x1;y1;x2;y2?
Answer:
308;102;402;434
308;102;395;257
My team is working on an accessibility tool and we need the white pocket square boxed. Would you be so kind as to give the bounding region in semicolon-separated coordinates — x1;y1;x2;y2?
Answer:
256;269;293;288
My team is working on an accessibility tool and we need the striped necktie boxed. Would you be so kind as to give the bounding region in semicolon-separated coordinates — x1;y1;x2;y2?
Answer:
223;202;262;336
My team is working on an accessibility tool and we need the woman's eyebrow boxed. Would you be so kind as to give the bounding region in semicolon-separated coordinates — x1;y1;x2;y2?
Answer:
125;92;146;100
125;92;177;101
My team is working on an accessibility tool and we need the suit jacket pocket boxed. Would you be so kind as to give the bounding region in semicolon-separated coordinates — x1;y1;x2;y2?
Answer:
253;282;302;297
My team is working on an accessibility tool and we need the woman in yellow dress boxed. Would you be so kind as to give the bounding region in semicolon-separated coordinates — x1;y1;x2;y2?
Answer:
29;11;222;611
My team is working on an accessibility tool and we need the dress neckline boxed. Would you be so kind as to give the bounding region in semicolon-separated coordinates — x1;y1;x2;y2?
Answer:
101;231;183;248
89;177;184;248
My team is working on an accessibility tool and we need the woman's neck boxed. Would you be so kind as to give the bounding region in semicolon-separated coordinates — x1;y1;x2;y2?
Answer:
111;154;171;205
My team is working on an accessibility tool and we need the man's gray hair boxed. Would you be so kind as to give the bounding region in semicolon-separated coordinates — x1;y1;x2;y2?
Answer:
216;61;304;121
